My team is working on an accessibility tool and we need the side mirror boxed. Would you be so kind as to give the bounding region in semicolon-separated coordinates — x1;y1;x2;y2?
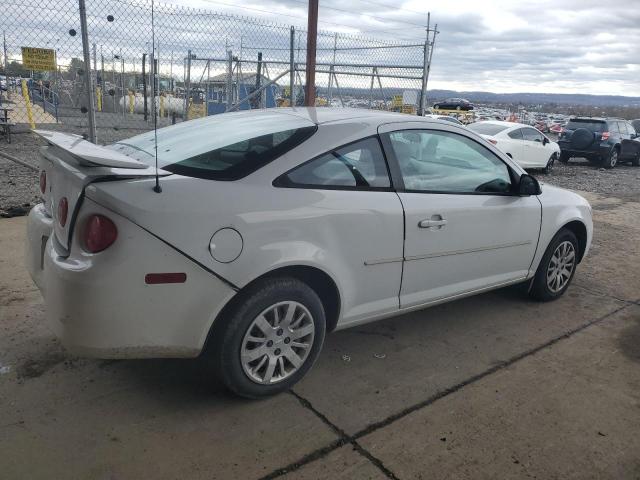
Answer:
518;174;541;196
542;137;549;145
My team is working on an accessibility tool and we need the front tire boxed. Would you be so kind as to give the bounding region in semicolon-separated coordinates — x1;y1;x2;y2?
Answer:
529;228;579;302
602;148;618;169
212;277;326;398
543;153;556;174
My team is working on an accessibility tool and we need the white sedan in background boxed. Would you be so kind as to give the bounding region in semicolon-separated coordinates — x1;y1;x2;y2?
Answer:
468;121;560;173
26;108;591;398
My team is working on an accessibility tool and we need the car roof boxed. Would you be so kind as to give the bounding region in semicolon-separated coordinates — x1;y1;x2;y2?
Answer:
473;120;530;129
193;107;456;129
275;107;426;125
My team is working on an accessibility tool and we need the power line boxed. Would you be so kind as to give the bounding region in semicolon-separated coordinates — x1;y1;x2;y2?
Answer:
355;0;428;16
285;0;428;29
199;0;427;41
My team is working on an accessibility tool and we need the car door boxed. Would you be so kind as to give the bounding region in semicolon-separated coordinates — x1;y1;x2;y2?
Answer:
274;135;405;324
620;122;640;160
504;128;525;163
521;127;547;168
379;123;541;309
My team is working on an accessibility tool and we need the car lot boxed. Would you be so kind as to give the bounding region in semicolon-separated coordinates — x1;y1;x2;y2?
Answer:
0;185;638;478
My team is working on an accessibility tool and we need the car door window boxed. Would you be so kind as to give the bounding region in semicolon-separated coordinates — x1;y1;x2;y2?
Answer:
608;122;619;134
277;137;391;189
627;123;636;137
508;128;524;140
618;122;628;136
388;130;512;194
522;128;543;142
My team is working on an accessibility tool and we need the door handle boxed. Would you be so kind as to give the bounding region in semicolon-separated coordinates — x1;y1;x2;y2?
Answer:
419;217;447;229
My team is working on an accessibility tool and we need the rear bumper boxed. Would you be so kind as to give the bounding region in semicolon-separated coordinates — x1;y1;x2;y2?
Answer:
25;203;54;293
26;199;236;359
558;142;611;158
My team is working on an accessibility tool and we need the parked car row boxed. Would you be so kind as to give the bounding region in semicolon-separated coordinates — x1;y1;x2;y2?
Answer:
465;116;640;173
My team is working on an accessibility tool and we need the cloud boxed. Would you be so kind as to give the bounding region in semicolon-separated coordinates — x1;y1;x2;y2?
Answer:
3;0;639;95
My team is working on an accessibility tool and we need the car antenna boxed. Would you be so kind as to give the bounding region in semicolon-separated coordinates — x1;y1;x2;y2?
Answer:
151;0;162;193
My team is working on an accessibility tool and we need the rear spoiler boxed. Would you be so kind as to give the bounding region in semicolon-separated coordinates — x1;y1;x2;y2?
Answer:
34;130;149;169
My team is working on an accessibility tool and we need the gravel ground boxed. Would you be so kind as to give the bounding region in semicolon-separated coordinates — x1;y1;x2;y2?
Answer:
0;132;44;217
2;131;640;217
540;159;640;202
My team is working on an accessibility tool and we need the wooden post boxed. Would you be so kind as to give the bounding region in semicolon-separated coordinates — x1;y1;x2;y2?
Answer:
304;0;318;107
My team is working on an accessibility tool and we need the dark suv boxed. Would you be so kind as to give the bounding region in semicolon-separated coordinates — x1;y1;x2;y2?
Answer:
558;117;640;168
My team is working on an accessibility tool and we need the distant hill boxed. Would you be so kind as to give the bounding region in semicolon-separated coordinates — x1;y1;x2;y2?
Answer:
426;90;640;107
316;86;640;107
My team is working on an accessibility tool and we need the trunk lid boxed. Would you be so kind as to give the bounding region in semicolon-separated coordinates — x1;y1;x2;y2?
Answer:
35;130;169;254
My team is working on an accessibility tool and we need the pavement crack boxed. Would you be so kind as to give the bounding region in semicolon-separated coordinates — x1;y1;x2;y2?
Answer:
351;302;632;440
252;302;632;480
257;390;401;480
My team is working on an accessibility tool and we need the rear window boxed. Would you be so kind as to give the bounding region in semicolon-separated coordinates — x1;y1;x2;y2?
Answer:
108;112;317;180
467;123;509;135
566;120;605;133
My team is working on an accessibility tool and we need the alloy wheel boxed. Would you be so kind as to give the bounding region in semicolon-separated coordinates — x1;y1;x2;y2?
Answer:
546;240;576;293
240;301;315;385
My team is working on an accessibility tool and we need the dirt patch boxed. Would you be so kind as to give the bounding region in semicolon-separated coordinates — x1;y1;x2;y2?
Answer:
15;349;69;380
617;315;640;363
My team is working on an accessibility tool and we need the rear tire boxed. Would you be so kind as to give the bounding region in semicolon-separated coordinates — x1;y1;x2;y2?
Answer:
602;148;618;169
529;228;579;302
210;277;326;398
632;153;640;167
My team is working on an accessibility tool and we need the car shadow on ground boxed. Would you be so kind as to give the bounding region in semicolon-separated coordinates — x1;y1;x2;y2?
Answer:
83;282;536;402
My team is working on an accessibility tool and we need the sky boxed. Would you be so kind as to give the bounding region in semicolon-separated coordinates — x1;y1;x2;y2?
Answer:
3;0;639;96
169;0;640;96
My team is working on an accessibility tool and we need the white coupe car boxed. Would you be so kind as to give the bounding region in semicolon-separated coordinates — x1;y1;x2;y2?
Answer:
26;108;592;398
468;121;561;173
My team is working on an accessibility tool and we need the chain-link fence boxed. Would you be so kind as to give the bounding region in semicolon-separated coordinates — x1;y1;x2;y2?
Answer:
1;0;431;144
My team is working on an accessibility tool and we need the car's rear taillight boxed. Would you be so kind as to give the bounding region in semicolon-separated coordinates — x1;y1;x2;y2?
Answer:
58;197;68;227
83;214;118;253
601;131;610;141
39;171;46;195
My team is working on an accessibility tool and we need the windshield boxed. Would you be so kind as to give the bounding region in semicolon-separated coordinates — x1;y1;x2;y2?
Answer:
108;111;317;180
566;120;605;133
467;123;509;135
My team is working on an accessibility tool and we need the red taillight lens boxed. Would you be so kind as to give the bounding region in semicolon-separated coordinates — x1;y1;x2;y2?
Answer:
39;171;46;194
601;131;610;141
83;214;118;253
57;197;68;227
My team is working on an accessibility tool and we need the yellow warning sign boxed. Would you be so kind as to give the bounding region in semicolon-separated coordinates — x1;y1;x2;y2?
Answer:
21;47;57;71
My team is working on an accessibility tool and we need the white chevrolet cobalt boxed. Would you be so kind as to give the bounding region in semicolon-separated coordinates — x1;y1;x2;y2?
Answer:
468;120;561;173
26;108;592;398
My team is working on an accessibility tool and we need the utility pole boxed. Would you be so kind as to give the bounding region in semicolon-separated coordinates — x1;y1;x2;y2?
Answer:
418;12;430;116
142;53;148;120
304;0;318;107
289;26;295;106
78;0;97;143
3;31;9;99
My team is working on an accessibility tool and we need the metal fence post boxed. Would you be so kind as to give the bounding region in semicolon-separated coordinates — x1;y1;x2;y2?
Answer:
78;0;97;142
185;49;192;119
226;49;233;110
289;26;295;107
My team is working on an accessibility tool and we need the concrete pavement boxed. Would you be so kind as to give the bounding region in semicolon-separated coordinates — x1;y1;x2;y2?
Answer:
0;190;638;479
